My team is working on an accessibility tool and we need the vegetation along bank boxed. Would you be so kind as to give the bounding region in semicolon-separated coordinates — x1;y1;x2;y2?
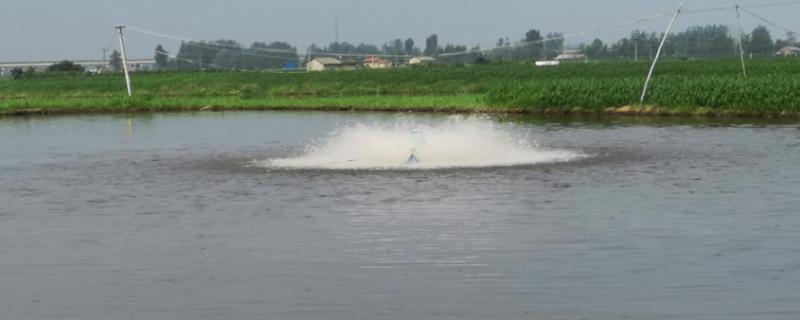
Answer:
1;59;799;117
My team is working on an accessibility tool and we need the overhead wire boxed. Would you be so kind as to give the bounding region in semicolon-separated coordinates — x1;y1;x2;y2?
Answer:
102;31;118;56
683;0;800;13
740;7;798;35
437;11;671;57
128;25;417;59
126;38;261;72
126;25;304;60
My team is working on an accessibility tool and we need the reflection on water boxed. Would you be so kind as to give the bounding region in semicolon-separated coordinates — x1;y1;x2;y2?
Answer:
0;111;799;320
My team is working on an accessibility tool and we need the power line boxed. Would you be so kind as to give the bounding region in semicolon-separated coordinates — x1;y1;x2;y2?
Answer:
127;25;299;54
103;32;118;54
126;38;260;72
745;0;800;9
683;0;800;13
741;7;798;35
128;25;406;60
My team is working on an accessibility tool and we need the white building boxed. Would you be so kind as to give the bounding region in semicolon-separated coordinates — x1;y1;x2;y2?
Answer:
409;56;436;65
535;61;560;67
776;46;800;57
363;56;392;69
306;57;358;71
554;50;587;61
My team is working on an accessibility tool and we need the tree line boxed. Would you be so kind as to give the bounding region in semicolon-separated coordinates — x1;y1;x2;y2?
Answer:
128;24;800;72
580;25;796;59
7;23;796;80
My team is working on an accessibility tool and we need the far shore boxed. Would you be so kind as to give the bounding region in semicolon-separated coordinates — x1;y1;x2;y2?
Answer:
3;100;799;119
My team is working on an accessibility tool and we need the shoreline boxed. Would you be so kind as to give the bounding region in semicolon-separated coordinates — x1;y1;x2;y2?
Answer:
3;103;799;119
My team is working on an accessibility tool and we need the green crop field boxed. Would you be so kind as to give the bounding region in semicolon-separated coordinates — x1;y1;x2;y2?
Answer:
1;58;799;116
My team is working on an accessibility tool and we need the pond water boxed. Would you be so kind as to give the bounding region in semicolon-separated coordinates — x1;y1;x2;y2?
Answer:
1;111;799;320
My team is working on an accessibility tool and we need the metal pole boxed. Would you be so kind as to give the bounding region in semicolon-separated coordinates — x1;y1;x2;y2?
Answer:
116;25;133;97
640;1;684;104
735;3;748;78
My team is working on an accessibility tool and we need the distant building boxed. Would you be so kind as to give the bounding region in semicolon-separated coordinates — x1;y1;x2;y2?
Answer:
409;56;436;65
363;56;392;69
554;50;587;61
776;46;800;57
535;61;560;67
306;57;358;71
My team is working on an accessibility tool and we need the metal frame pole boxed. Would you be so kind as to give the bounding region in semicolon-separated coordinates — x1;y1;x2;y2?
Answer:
735;3;748;78
640;1;685;104
116;25;133;97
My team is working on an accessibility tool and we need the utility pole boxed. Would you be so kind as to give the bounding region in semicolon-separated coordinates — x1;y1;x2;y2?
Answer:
735;2;748;78
102;47;108;73
115;25;133;97
640;1;684;104
335;18;339;43
635;41;639;62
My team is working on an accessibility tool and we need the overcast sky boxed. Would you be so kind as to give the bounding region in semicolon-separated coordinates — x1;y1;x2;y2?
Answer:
1;0;797;61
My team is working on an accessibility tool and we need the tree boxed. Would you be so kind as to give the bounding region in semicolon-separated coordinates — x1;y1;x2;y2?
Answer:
522;28;544;59
10;67;24;80
544;32;564;59
154;45;169;69
609;30;660;59
47;60;85;73
109;50;122;71
667;25;734;57
244;41;298;70
748;25;774;55
496;38;504;48
583;38;608;58
393;39;404;54
788;32;798;46
775;32;797;50
355;43;380;54
404;38;415;56
425;34;438;56
525;29;542;42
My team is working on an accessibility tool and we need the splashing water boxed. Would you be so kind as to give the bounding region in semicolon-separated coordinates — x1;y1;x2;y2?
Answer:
262;116;584;170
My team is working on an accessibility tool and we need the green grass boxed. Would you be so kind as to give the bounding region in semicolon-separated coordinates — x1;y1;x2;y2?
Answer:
2;59;799;116
0;95;484;113
484;60;800;113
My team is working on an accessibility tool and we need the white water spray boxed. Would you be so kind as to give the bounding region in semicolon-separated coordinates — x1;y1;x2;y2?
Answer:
262;117;584;170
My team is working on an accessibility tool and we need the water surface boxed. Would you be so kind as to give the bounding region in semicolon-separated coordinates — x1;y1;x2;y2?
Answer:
1;112;799;320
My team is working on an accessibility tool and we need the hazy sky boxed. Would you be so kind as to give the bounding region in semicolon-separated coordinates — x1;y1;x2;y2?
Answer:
1;0;797;61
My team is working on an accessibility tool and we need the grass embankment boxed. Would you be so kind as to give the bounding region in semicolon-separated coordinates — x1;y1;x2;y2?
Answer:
1;59;799;116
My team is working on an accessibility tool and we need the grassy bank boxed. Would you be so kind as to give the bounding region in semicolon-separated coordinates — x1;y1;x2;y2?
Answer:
0;95;484;114
2;59;799;116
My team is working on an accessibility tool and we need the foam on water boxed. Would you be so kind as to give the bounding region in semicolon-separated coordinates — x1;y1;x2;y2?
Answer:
262;116;584;170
